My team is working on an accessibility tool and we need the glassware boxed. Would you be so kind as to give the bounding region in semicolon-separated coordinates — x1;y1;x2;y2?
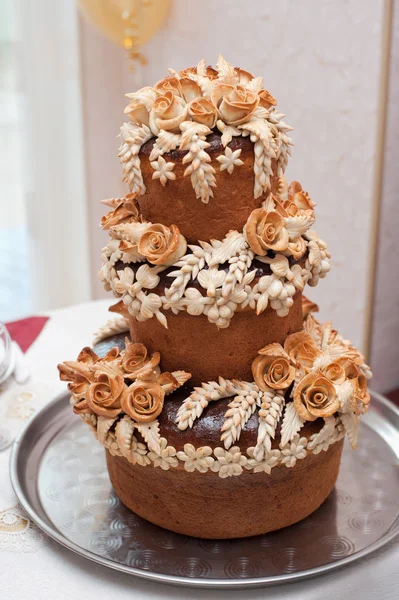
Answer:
0;322;14;384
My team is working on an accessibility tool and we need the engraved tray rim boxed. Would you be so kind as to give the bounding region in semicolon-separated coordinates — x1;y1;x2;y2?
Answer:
9;390;399;589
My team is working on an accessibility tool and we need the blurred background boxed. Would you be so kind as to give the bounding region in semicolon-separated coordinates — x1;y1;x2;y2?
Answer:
0;0;397;394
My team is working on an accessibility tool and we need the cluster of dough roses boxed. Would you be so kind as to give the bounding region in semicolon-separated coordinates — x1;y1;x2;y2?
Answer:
251;315;371;421
124;56;277;135
101;196;187;266
244;180;316;259
58;343;191;423
100;177;317;268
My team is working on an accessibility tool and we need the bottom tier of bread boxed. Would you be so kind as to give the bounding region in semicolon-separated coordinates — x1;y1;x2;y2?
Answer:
106;438;343;539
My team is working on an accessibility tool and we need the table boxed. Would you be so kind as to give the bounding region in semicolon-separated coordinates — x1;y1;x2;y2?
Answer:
0;300;398;600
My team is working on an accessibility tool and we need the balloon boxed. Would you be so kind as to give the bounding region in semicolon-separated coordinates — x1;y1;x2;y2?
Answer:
78;0;171;48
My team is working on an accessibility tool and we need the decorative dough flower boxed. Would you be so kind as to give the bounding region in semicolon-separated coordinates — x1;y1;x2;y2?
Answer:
216;147;243;174
211;446;247;478
334;356;370;413
113;221;149;263
138;223;187;265
148;437;178;470
58;347;120;403
151;155;176;186
179;77;202;102
155;76;202;103
280;435;308;468
252;343;295;391
294;373;340;421
284;331;321;371
278;200;298;217
150;91;187;133
177;444;215;473
86;365;126;418
188;97;218;128
121;341;161;380
321;362;346;385
285;236;307;260
335;356;361;381
121;381;165;423
124;86;156;125
78;346;120;365
154;76;181;96
258;89;277;109
124;99;150;127
211;84;259;126
245;208;289;254
246;448;281;474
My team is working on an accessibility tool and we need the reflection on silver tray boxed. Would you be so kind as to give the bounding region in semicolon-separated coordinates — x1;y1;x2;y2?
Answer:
10;391;399;589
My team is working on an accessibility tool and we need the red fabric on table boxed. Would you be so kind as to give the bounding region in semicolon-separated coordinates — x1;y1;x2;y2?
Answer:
6;316;49;353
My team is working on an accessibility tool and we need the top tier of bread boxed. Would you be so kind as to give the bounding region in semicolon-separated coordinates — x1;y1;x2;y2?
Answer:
118;55;293;242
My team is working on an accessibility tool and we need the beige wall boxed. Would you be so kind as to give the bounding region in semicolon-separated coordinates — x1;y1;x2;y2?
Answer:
370;0;399;393
81;1;391;367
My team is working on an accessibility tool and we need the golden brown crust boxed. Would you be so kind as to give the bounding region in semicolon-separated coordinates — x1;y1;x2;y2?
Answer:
106;438;343;538
130;292;303;385
138;133;279;243
154;391;320;452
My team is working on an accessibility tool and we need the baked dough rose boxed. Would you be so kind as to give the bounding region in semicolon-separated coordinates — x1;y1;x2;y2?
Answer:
188;97;218;128
335;357;370;412
285;237;307;260
284;331;321;371
124;86;156;125
211;84;259;126
138;223;187;266
245;208;289;254
124;99;150;127
86;366;126;418
155;76;202;103
58;347;120;403
321;362;346;384
58;362;93;404
121;342;161;380
154;76;181;96
277;200;298;217
294;373;340;421
179;77;202;103
150;91;187;133
335;356;360;380
252;344;295;391
121;380;165;423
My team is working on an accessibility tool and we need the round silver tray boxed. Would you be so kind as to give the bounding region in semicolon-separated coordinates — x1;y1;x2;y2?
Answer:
10;390;399;589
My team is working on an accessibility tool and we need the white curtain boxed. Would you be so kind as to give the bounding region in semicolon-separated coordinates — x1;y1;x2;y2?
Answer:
13;0;92;313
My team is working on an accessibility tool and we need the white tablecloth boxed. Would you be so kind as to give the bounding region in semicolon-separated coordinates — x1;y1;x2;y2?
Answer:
0;300;398;600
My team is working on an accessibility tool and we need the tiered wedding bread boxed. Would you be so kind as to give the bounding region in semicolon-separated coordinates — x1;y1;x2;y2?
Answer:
59;57;372;539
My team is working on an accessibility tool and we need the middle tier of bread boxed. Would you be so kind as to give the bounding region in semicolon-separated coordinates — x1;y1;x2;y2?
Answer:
130;291;303;385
